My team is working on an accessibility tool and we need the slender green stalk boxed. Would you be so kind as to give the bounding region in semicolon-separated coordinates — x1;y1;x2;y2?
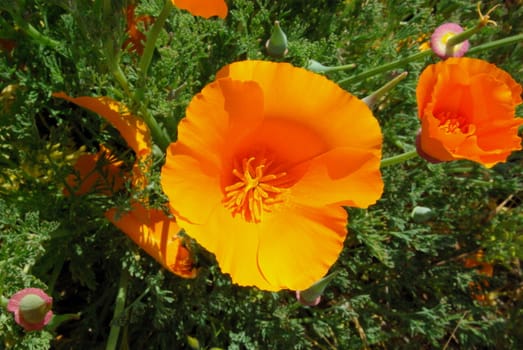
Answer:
380;150;419;168
131;0;173;149
320;63;357;73
446;26;481;47
105;269;129;350
140;105;171;150
468;33;523;54
104;40;132;97
136;0;173;91
111;63;132;97
1;295;8;308
9;11;60;49
337;29;521;87
338;51;432;86
363;71;408;108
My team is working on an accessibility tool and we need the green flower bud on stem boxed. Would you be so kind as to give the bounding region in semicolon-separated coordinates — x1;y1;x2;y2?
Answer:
265;21;288;58
296;272;338;306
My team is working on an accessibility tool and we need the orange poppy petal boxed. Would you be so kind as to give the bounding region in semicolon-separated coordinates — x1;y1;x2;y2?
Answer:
217;60;382;152
171;0;227;19
291;147;383;208
64;145;127;196
53;92;152;158
177;205;275;290
106;202;197;278
256;205;347;291
161;151;223;225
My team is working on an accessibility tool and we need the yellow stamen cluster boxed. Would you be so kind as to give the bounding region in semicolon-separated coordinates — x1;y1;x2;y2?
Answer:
223;157;286;223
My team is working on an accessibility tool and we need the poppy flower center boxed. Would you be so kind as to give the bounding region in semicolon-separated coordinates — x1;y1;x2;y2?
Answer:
436;111;470;133
223;156;287;223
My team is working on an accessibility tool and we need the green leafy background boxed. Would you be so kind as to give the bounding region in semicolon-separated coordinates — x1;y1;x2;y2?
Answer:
1;0;522;349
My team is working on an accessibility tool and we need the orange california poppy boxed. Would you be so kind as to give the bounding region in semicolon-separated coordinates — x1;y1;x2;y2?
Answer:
463;250;494;278
53;92;152;189
416;57;523;168
161;60;383;291
123;4;155;55
171;0;227;19
64;145;127;196
106;202;197;278
463;250;494;303
0;38;16;55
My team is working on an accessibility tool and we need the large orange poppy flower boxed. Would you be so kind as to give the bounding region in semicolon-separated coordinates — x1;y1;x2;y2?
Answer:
171;0;227;19
416;57;523;168
53;92;152;188
161;60;383;291
106;202;197;278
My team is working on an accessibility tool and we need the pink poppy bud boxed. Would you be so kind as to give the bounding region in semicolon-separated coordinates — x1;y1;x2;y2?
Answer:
430;23;469;59
7;288;53;331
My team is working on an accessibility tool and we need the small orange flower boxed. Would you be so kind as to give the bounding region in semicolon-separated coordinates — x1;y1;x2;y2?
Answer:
55;92;196;277
463;250;494;303
0;38;16;55
161;60;383;291
416;57;523;168
53;92;152;188
64;145;127;196
123;4;155;55
106;202;197;278
171;0;228;19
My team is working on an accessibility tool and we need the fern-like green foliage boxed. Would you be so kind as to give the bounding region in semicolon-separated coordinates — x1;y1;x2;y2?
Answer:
1;0;522;349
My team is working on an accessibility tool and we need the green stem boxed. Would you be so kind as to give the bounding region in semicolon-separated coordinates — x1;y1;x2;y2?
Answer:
135;0;172;95
363;71;408;108
140;105;171;150
132;0;173;150
321;63;357;73
339;50;432;86
380;150;419;168
338;31;522;87
446;24;483;48
111;63;132;98
105;269;129;350
468;33;523;54
9;11;60;49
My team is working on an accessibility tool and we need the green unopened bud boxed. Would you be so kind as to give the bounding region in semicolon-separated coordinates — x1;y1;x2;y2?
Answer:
411;206;434;223
187;335;200;349
296;272;338;306
265;21;288;58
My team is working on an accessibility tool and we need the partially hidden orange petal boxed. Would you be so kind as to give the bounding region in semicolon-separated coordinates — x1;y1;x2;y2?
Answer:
106;202;197;278
171;0;227;19
53;92;152;158
64;145;127;196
